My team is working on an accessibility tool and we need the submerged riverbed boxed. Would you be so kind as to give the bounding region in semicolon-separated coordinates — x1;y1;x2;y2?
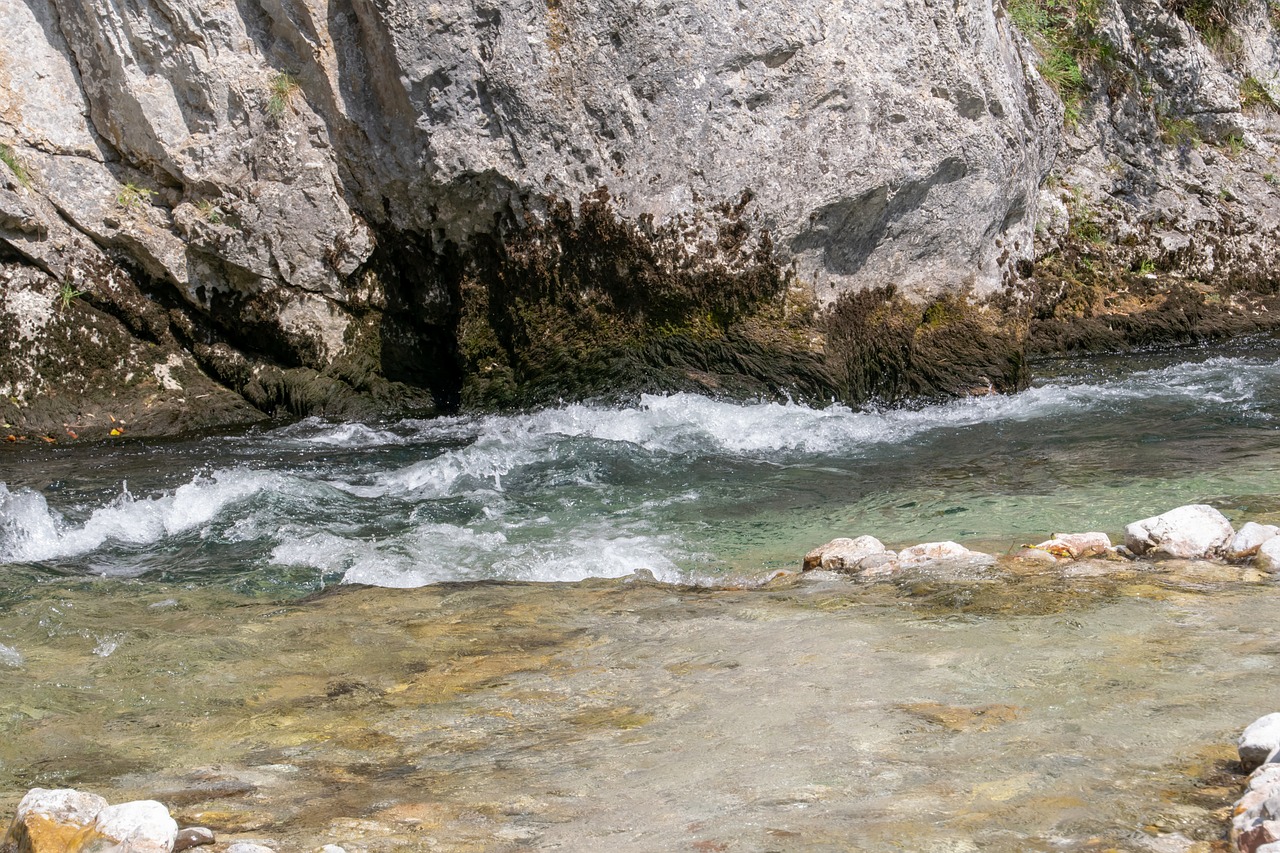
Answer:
3;339;1280;850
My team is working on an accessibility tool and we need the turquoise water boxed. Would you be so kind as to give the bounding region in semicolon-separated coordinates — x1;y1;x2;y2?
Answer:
2;339;1280;851
3;338;1280;592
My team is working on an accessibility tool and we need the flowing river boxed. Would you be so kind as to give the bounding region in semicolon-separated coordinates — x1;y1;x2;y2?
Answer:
3;338;1280;851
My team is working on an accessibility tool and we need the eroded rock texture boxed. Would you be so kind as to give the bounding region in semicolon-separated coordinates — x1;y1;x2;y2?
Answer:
0;0;1275;435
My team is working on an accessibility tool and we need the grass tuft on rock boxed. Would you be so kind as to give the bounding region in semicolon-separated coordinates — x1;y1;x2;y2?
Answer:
1006;0;1104;127
0;144;31;187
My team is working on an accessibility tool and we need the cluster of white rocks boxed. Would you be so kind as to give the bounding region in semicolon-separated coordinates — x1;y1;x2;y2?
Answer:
0;789;347;853
1232;714;1280;853
802;504;1280;578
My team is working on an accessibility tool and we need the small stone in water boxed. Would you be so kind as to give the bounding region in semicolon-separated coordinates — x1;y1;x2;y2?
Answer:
1231;523;1280;559
0;642;23;667
897;541;994;569
79;800;177;853
1255;538;1280;573
224;843;277;853
1035;531;1112;559
1241;714;1280;771
173;826;216;850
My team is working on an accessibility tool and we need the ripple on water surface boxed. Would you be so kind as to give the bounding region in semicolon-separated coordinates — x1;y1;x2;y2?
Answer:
2;342;1280;590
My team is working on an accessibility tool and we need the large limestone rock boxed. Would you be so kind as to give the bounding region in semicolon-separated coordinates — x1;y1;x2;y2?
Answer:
802;536;889;572
0;0;1060;431
1123;504;1235;560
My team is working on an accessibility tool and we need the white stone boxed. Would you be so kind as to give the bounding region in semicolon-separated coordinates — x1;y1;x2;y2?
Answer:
225;844;277;853
1257;538;1280;573
856;552;899;577
1241;713;1280;771
897;541;995;569
1232;522;1280;559
1123;504;1235;559
1033;531;1111;559
86;801;177;853
10;787;107;834
817;536;886;572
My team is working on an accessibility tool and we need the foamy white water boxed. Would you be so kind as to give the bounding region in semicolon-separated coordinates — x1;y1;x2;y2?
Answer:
2;346;1279;589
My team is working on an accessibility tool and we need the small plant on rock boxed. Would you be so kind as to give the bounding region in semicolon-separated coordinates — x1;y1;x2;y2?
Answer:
57;281;86;310
267;72;301;118
1168;0;1245;56
195;199;223;224
1157;111;1201;149
1240;76;1280;113
116;182;154;211
0;144;31;187
1006;0;1105;127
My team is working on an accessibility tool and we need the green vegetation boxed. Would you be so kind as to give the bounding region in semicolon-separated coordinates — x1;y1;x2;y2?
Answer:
1223;133;1247;158
1168;0;1245;55
1065;187;1105;244
195;199;223;224
57;281;86;310
1135;258;1156;275
1006;0;1104;126
0;143;30;187
1157;111;1201;148
116;182;154;211
1240;76;1279;113
267;72;301;118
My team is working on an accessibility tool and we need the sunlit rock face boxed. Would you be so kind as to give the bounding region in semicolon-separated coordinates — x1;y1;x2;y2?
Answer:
0;0;1063;432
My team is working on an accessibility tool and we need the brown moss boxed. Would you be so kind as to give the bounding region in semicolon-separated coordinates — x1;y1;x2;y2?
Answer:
1021;251;1280;357
453;187;833;408
822;286;1029;403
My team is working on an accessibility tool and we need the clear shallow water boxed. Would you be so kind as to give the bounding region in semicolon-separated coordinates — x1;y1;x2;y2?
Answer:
3;339;1280;591
2;340;1280;850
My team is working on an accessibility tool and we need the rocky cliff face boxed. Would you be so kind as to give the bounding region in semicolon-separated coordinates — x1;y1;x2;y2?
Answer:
0;0;1274;438
1021;0;1280;353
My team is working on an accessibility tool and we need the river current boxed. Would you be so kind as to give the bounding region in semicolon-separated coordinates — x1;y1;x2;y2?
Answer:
2;338;1280;850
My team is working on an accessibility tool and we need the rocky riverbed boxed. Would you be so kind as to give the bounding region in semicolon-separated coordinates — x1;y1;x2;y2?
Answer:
4;505;1280;851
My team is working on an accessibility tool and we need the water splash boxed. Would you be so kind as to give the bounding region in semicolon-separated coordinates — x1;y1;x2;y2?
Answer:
3;348;1279;589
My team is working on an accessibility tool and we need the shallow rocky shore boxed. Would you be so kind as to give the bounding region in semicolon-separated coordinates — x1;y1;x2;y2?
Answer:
1233;715;1280;853
801;502;1279;581
1;788;322;853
